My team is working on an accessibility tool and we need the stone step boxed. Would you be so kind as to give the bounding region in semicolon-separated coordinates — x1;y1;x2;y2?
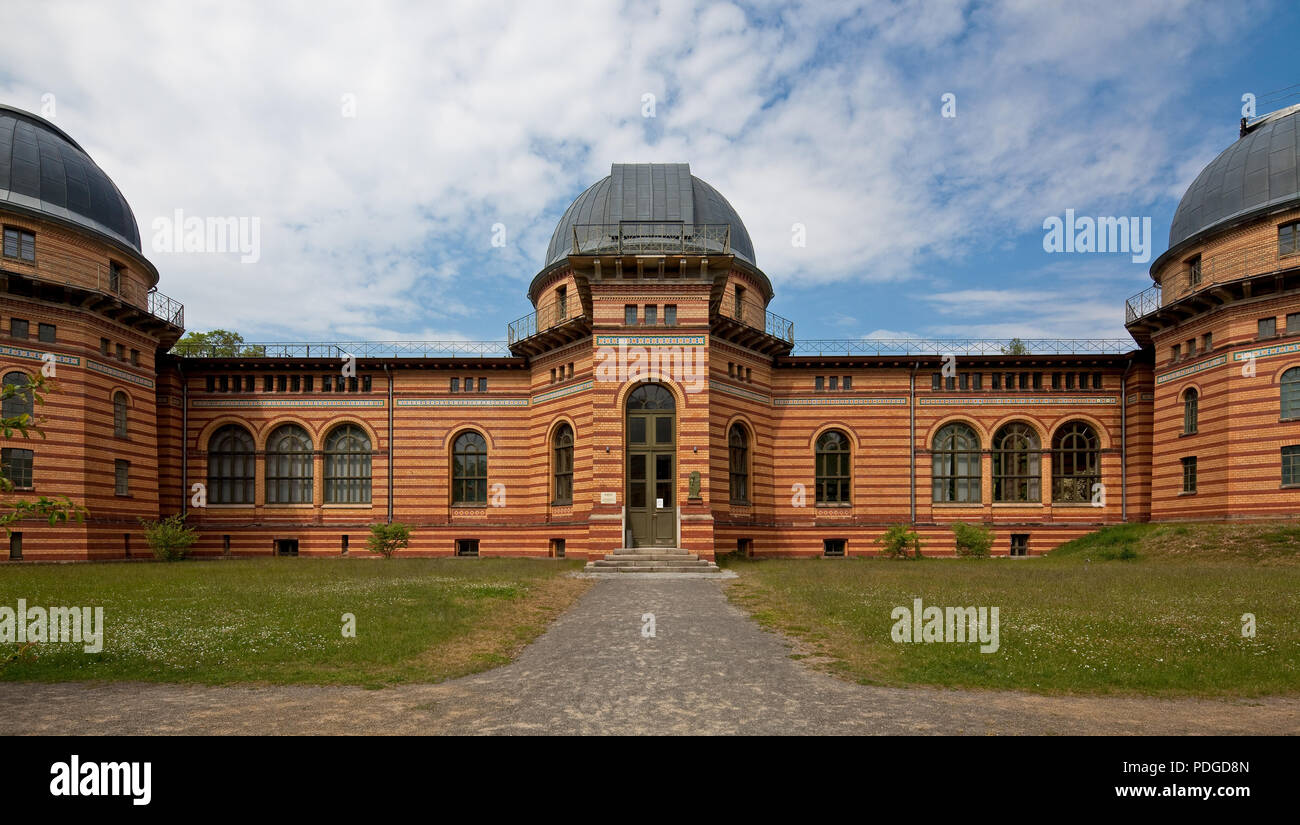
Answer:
601;553;702;562
611;546;692;556
583;563;725;574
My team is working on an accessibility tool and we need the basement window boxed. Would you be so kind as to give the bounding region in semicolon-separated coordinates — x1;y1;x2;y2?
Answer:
823;538;846;558
1010;534;1029;557
456;539;480;557
550;538;565;558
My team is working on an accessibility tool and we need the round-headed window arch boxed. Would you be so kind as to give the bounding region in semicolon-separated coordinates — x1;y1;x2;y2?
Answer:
1051;421;1099;503
992;422;1041;503
113;391;129;438
452;430;488;505
932;422;981;503
552;423;574;505
265;424;313;504
208;424;256;504
814;429;851;505
1;371;33;421
324;424;372;504
1281;367;1300;420
626;382;676;410
1183;388;1199;435
728;423;750;503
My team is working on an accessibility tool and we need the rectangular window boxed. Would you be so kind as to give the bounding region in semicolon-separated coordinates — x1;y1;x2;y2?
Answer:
449;377;458;393
1019;373;1030;390
1202;332;1213;352
550;367;556;383
664;305;677;325
108;262;123;293
843;375;852;391
1093;373;1102;390
3;227;35;261
931;373;941;391
1052;372;1061;390
815;376;824;392
1006;372;1017;390
10;319;28;339
945;375;956;390
290;375;300;392
115;343;125;360
130;348;140;366
959;373;969;391
263;375;273;392
1010;534;1029;557
1279;220;1300;256
555;286;567;319
829;376;839;391
1188;254;1202;286
304;375;313;392
114;459;130;496
456;539;480;557
8;532;21;560
1181;456;1197;494
1032;372;1042;390
362;375;372;392
823;539;846;558
1283;446;1300;487
335;375;344;392
625;305;637;325
1186;338;1195;357
1288;313;1300;335
971;373;982;390
991;373;1002;390
218;376;229;392
1;448;34;489
644;305;657;325
1065;373;1075;390
734;285;746;318
205;375;215;392
477;377;486;392
348;376;358;393
1259;317;1276;338
1170;343;1180;362
745;367;752;382
101;338;111;355
276;375;287;392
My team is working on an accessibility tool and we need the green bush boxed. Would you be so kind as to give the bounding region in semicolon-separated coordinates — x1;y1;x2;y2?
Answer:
951;522;993;557
141;513;199;561
367;522;412;558
876;524;922;559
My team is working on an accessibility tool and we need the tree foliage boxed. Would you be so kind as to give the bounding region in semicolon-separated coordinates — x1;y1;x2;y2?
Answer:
1;373;87;535
172;329;265;357
367;522;412;559
140;513;200;561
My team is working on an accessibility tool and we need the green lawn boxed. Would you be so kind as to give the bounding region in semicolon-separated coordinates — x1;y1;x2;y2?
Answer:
0;557;587;686
722;523;1300;697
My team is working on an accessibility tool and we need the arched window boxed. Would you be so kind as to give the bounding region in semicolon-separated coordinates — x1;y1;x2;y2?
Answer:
208;424;255;504
265;424;313;504
729;424;749;503
814;429;851;505
324;424;371;504
113;391;128;438
626;383;675;410
1;371;33;421
1051;421;1100;503
1183;388;1198;434
932;423;981;503
452;430;488;505
552;423;573;504
1282;367;1300;420
992;422;1041;502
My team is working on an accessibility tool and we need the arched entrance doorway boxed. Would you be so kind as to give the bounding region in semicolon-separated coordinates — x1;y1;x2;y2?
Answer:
625;383;676;547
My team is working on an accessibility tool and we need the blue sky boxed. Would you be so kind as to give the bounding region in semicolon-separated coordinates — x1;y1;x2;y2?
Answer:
2;0;1298;346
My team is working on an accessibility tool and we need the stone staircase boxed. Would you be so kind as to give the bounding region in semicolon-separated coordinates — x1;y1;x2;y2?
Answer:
583;546;724;574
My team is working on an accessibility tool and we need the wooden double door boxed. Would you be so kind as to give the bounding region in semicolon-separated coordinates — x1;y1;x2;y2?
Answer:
626;384;676;547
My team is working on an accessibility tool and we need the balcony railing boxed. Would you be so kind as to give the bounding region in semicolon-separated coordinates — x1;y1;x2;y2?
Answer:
569;222;732;258
792;338;1134;356
171;340;510;358
0;244;184;328
507;300;586;345
1127;241;1300;322
719;297;794;342
1125;285;1162;324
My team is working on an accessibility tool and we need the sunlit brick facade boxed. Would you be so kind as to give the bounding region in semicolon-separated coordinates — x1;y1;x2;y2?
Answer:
4;106;1300;561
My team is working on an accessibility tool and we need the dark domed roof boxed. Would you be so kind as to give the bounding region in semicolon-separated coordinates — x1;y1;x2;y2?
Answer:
0;105;141;252
543;163;757;269
1168;104;1300;250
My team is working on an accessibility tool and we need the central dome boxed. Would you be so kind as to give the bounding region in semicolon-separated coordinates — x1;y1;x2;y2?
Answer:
0;105;142;253
543;163;757;270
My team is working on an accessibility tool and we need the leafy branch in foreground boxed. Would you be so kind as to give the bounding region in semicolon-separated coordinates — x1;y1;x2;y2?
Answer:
1;373;88;534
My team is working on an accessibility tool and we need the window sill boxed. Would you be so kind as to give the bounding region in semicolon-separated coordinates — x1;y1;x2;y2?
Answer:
322;503;372;509
205;504;255;509
550;501;574;508
1178;431;1198;437
115;494;133;499
933;502;982;508
264;504;315;509
1051;502;1101;508
452;504;488;509
1177;491;1198;496
992;502;1043;507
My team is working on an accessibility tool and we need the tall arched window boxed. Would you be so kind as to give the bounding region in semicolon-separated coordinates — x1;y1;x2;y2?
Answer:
992;422;1041;502
452;430;488;505
815;429;851;505
932;423;981;503
1;371;33;421
552;423;573;504
208;424;255;504
324;424;371;504
1282;367;1300;420
729;424;749;503
265;424;313;504
1183;388;1198;434
113;391;128;438
1051;421;1100;503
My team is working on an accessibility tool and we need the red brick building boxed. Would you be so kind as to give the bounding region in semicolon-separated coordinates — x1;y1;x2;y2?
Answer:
3;103;1299;560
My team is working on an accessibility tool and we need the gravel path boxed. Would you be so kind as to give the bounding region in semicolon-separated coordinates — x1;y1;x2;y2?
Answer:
2;578;1296;735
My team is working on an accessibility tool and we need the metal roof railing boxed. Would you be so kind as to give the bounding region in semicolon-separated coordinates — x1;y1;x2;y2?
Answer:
791;338;1135;356
171;340;511;358
0;244;184;328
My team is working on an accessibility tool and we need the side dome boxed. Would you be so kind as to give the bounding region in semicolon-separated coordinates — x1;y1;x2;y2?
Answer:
0;104;142;252
1168;104;1300;250
543;163;757;269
